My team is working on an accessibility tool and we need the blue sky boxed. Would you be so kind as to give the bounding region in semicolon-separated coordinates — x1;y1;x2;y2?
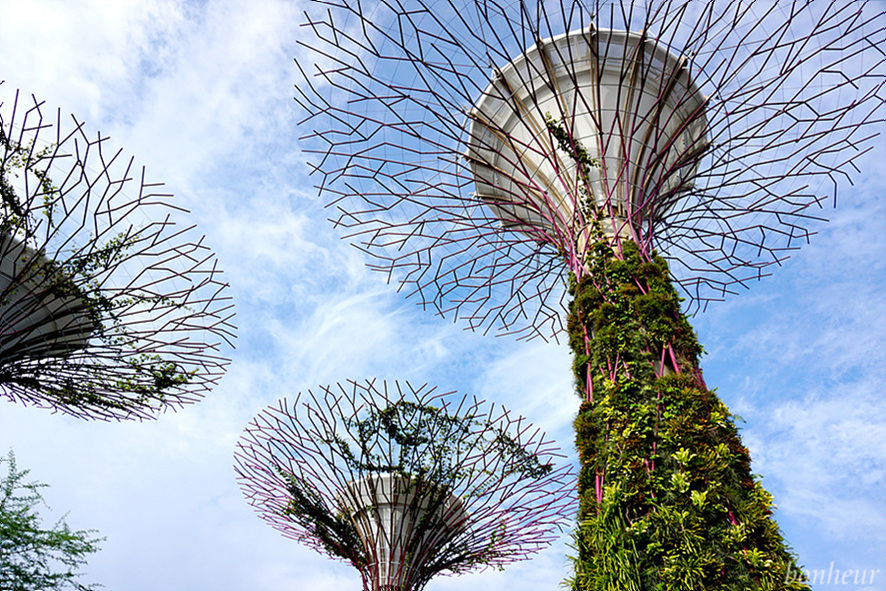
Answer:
0;1;884;590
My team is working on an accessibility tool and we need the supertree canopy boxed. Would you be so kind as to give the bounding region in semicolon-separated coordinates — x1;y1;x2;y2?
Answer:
235;379;574;591
297;0;884;339
294;0;884;589
0;86;235;420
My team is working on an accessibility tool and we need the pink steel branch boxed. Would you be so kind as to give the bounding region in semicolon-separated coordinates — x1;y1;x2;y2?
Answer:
295;0;885;341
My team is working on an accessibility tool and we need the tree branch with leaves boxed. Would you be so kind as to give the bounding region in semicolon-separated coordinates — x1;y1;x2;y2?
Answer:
0;451;103;591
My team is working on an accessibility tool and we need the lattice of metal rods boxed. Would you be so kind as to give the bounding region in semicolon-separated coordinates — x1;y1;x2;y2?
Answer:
295;0;885;340
0;86;236;420
235;379;574;591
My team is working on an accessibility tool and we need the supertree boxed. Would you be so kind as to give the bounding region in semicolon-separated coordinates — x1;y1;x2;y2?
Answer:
235;379;574;591
0;85;235;420
293;0;885;588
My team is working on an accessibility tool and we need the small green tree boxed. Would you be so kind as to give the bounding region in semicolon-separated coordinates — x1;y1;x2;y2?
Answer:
0;451;103;591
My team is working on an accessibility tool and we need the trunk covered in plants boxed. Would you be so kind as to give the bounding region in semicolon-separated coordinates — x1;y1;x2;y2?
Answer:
569;239;807;590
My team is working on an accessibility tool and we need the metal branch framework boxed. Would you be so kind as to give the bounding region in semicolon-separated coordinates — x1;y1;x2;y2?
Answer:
235;379;574;591
295;0;885;340
0;86;235;420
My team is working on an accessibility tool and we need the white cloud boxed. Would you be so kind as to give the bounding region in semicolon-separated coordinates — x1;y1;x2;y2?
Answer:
752;382;886;539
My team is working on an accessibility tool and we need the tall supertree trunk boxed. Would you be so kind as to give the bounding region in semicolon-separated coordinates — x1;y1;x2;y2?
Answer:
568;237;806;590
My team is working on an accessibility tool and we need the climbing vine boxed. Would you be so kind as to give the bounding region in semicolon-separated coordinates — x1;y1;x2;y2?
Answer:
327;399;553;486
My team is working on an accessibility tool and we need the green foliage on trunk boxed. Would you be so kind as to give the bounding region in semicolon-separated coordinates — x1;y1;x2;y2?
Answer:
567;239;808;591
